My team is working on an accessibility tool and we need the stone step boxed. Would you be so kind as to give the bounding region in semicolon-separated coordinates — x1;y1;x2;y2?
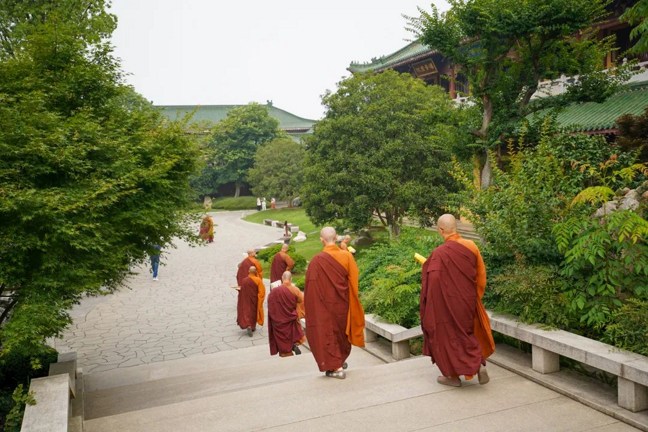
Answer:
83;356;638;432
84;344;384;420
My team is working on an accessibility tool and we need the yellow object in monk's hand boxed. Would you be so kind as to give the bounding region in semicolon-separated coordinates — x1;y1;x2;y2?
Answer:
414;253;427;265
347;246;356;254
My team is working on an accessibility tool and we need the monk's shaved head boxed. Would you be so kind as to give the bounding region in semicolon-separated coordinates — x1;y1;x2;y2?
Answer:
281;243;289;252
437;214;457;236
281;271;292;282
249;266;257;275
320;227;337;245
247;249;256;256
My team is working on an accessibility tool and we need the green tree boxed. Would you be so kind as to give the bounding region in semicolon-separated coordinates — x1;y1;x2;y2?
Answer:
621;0;648;55
248;136;305;205
409;0;611;187
302;71;466;237
0;0;199;357
201;104;280;197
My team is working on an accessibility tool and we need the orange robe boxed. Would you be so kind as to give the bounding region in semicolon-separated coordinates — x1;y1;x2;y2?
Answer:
250;274;266;326
305;244;365;372
237;275;265;329
447;233;495;360
236;256;263;287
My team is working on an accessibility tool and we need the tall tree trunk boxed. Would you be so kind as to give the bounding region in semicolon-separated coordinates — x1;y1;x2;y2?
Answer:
234;182;241;198
480;151;492;189
478;95;494;188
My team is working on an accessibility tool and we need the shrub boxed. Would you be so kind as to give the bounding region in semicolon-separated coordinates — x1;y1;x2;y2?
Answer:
358;229;442;328
211;196;257;210
602;298;648;356
488;263;571;329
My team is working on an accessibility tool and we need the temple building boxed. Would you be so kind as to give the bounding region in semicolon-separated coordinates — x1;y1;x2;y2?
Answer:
156;102;316;140
347;1;648;136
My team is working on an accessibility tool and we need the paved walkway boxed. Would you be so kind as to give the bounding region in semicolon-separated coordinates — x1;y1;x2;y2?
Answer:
51;211;285;374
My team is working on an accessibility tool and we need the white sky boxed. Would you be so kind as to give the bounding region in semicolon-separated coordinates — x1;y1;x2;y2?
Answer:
108;1;450;120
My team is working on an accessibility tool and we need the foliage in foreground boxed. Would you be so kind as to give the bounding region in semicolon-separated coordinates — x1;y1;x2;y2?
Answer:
0;0;200;357
358;229;442;328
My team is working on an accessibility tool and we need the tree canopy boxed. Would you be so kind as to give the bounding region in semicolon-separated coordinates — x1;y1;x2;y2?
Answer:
409;0;612;186
196;104;280;197
621;0;648;55
0;0;200;355
302;70;468;237
248;136;306;204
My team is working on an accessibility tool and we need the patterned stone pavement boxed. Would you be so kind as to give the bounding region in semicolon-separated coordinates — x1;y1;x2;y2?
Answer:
50;211;285;374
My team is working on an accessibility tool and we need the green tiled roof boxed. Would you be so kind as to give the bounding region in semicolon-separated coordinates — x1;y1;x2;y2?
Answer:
539;81;648;133
348;40;434;73
156;104;316;132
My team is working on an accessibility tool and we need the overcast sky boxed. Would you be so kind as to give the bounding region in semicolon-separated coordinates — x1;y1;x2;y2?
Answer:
108;1;450;120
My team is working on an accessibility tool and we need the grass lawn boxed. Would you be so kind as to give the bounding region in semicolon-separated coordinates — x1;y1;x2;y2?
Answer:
244;208;323;265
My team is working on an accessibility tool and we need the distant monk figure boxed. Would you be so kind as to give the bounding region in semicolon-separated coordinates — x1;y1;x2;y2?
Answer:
237;266;266;337
271;244;295;286
420;214;495;387
199;214;214;243
304;227;365;379
339;235;351;251
236;249;263;288
267;271;306;357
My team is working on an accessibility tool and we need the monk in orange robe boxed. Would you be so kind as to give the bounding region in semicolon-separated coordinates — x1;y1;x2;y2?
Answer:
420;214;495;387
236;249;263;288
237;266;265;336
270;244;295;285
268;271;306;357
304;227;365;379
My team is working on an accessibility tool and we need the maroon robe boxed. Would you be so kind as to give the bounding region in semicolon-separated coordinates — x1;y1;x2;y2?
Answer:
270;253;291;283
304;252;351;371
267;283;304;355
236;257;254;287
237;276;259;330
420;240;483;377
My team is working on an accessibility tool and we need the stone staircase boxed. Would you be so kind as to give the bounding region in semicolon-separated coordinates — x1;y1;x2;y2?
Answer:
81;343;641;432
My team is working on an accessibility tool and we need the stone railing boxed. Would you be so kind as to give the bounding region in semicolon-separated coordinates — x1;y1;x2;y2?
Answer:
21;352;83;432
364;311;648;413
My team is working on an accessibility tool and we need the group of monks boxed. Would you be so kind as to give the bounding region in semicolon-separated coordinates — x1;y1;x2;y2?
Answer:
234;215;495;385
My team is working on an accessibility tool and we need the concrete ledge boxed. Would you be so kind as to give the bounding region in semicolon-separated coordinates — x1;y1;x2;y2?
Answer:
364;310;648;414
21;374;70;432
364;314;413;360
22;352;79;432
263;219;273;226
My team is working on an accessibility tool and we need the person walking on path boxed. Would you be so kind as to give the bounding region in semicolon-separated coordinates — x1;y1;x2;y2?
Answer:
270;244;295;286
256;197;262;211
261;198;267;211
420;214;495;387
304;227;365;380
199;214;214;243
270;197;276;209
268;271;305;357
236;249;263;288
150;244;162;281
237;266;266;337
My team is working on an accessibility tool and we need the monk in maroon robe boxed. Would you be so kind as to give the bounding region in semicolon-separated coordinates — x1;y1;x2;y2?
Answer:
268;271;305;357
270;244;295;284
237;266;265;336
420;214;495;387
305;227;365;380
236;249;263;288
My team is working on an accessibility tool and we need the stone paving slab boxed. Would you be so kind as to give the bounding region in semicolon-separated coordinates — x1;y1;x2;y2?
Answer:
83;357;639;432
50;211;284;374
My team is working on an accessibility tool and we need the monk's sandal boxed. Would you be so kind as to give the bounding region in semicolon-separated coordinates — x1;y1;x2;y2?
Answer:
478;366;490;385
325;370;346;380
